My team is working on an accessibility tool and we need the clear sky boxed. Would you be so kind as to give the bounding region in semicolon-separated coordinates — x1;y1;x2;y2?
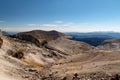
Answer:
0;0;120;32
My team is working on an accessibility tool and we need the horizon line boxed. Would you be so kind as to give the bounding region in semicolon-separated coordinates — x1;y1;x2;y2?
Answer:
2;29;120;33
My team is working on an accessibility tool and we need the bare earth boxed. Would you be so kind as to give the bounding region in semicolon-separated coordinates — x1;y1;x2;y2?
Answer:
0;32;120;80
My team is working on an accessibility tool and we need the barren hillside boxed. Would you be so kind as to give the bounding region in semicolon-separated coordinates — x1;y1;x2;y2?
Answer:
0;30;120;80
98;38;120;50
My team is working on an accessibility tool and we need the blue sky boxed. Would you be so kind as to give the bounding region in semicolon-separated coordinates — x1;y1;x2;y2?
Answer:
0;0;120;32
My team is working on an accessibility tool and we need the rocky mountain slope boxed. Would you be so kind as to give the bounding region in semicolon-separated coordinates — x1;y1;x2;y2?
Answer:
0;30;120;80
98;38;120;50
10;30;65;47
47;37;94;55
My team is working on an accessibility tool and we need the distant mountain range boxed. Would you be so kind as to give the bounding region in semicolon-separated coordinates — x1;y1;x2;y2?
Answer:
2;31;18;35
65;32;120;38
4;31;120;38
65;32;120;46
3;31;120;46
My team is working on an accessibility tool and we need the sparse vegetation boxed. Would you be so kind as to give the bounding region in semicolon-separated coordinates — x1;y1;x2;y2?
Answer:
7;49;14;56
7;49;25;59
13;49;24;59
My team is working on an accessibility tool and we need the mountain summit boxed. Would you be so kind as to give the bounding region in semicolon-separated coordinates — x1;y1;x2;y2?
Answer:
10;30;65;47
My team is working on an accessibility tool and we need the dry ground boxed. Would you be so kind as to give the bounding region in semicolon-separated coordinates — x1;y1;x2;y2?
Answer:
0;36;120;80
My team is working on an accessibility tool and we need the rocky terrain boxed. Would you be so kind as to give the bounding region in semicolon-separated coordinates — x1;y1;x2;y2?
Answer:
0;30;120;80
98;38;120;50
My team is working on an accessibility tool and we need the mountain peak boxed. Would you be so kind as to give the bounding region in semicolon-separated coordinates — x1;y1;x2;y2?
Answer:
10;30;65;47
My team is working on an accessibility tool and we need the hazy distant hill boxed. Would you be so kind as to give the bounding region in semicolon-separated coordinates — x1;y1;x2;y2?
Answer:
65;32;120;46
65;32;120;38
2;31;18;35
